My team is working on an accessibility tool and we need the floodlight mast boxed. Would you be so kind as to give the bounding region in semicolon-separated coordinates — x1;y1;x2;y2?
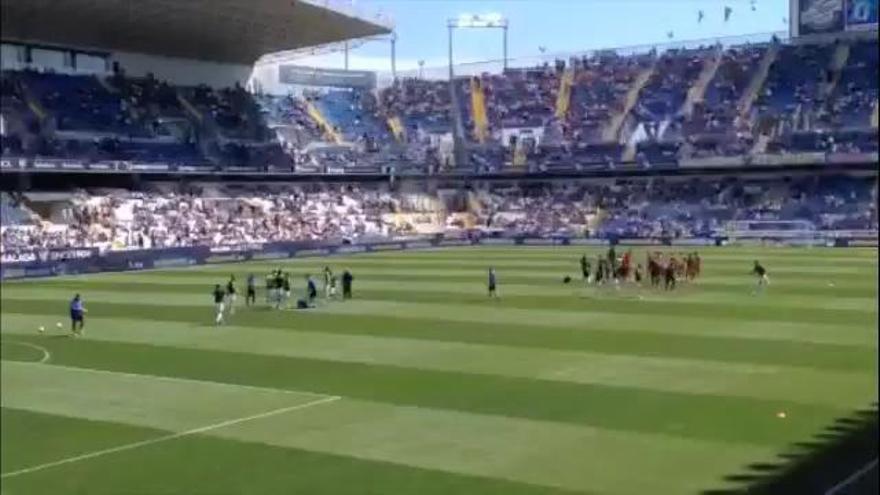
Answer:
447;14;510;76
390;32;397;80
445;14;510;171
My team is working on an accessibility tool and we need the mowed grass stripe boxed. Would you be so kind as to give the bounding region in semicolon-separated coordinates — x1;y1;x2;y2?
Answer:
3;284;876;328
194;257;877;273
274;256;877;273
2;315;873;406
115;264;876;283
1;365;778;495
27;244;869;271
146;246;878;264
356;246;880;260
5;308;873;373
3;296;875;348
1;408;579;495
10;279;877;311
0;359;335;434
1;334;855;447
30;272;874;299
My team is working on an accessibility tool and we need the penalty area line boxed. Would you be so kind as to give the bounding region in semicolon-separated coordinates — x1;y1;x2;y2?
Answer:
8;361;333;399
0;395;341;479
0;341;51;364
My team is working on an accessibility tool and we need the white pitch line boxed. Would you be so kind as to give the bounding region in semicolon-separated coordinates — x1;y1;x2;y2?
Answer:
5;361;331;399
0;341;51;363
0;395;341;479
825;457;879;495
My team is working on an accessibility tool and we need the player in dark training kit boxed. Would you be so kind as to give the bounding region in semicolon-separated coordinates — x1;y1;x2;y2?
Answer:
664;258;677;291
580;254;591;284
70;294;86;336
213;284;226;325
246;274;257;306
752;260;769;294
306;275;318;306
488;267;499;299
342;270;354;299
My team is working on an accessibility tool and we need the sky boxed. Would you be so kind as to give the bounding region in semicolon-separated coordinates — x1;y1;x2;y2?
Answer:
292;0;790;74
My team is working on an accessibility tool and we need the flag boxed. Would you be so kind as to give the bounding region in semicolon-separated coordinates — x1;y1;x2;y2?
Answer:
724;6;733;22
698;10;704;23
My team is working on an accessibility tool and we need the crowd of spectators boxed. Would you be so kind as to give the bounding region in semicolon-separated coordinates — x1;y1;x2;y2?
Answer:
469;175;877;239
0;35;877;172
595;176;878;238
380;79;453;134
568;53;651;143
0;185;402;258
7;176;873;258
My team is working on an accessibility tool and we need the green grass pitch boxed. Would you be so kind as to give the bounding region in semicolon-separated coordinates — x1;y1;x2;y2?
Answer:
1;246;877;494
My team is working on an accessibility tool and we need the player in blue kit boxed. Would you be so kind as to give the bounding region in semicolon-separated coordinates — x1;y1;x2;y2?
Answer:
306;275;318;306
70;294;87;336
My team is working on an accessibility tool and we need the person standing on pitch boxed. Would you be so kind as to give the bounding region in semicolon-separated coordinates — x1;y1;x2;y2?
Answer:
281;273;291;309
607;246;617;281
305;274;318;307
225;275;237;315
752;260;769;294
322;266;334;298
342;270;354;300
70;293;87;336
580;254;591;284
246;273;257;306
213;284;226;326
488;267;499;299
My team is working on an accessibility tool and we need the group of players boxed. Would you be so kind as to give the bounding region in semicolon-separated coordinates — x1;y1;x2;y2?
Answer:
212;267;355;325
577;247;702;290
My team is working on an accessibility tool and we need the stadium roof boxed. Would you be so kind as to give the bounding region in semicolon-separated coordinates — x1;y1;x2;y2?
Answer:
0;0;392;65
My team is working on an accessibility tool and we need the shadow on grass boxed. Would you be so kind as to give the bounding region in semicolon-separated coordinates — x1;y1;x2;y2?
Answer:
702;403;878;495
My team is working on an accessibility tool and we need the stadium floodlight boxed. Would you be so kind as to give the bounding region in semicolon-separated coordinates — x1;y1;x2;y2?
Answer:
446;13;510;78
453;13;508;28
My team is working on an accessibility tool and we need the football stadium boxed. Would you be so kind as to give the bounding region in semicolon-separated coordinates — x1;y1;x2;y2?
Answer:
0;1;878;494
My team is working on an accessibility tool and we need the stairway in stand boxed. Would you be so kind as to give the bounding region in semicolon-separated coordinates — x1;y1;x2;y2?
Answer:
682;48;723;118
305;100;342;144
387;116;406;142
555;68;574;120
603;64;655;143
822;42;851;99
470;78;490;143
737;43;779;118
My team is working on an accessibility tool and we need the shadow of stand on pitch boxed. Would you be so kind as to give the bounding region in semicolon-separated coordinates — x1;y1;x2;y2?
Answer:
701;403;879;495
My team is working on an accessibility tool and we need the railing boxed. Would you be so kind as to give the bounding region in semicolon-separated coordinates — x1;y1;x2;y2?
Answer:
2;149;877;176
394;31;786;81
